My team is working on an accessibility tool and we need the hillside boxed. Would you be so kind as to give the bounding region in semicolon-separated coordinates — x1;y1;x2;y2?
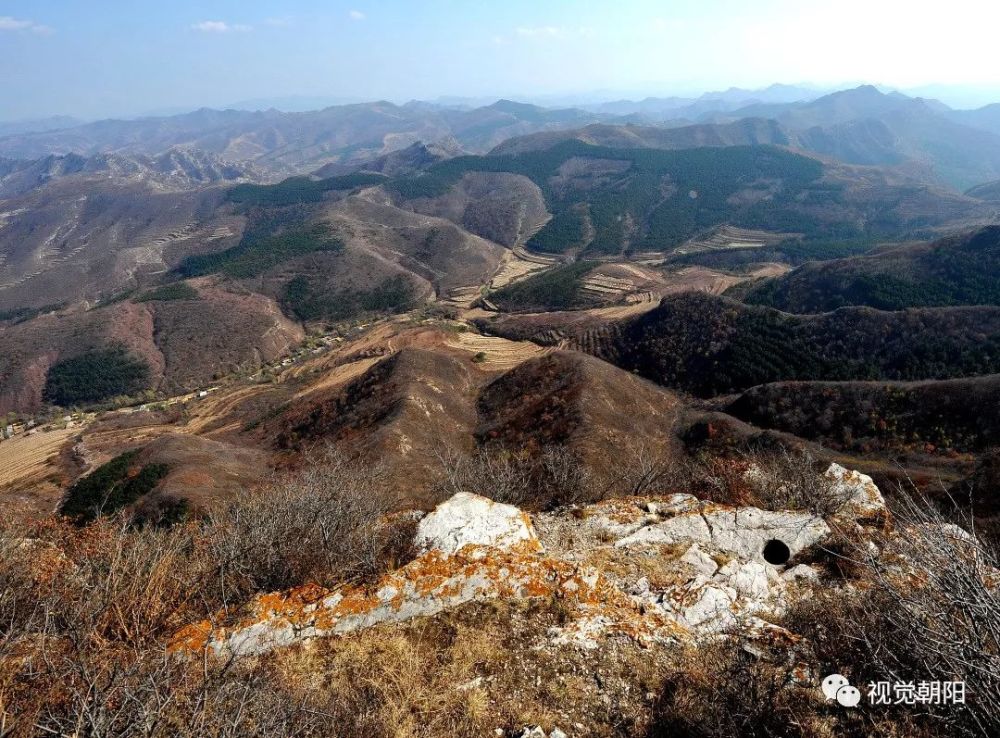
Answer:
0;171;242;312
385;139;989;259
495;87;1000;191
0;285;303;414
0;148;261;199
966;179;1000;201
481;292;1000;397
756;85;1000;189
744;226;1000;313
475;350;686;469
726;375;1000;454
488;118;791;156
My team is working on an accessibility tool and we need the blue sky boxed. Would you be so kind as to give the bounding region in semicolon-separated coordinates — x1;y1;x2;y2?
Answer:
4;1;1000;119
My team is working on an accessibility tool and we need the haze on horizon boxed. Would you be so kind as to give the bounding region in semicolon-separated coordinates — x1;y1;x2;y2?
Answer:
4;0;1000;120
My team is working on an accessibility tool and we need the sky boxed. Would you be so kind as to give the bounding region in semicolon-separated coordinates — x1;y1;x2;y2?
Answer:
4;0;1000;120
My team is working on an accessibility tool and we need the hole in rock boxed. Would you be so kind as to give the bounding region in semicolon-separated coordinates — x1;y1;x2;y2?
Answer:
762;539;791;565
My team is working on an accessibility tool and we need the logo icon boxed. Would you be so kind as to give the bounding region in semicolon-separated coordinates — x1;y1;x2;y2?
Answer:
822;674;861;707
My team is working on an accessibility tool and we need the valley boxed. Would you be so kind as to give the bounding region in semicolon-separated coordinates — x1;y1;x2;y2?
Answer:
3;80;1000;738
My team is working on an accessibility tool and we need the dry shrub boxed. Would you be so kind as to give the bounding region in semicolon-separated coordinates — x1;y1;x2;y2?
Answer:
648;640;830;738
672;448;845;515
269;599;668;738
204;445;404;598
797;487;1000;737
0;445;412;736
612;440;679;497
435;444;595;510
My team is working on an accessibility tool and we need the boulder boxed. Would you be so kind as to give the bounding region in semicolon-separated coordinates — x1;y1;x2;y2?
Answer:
615;511;712;548
415;492;542;555
824;463;887;523
702;507;830;562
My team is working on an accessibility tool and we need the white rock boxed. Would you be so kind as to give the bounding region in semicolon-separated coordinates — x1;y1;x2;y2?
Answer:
630;576;651;595
720;560;772;602
618;506;829;564
549;615;614;650
586;494;698;539
824;463;887;522
520;727;546;738
782;564;820;583
680;544;719;577
415;492;541;555
550;729;568;738
645;493;700;516
682;585;737;632
615;511;711;548
703;507;830;562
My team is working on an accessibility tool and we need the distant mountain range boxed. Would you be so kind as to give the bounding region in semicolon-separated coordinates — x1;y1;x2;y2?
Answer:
0;148;259;199
0;100;608;177
6;86;1000;189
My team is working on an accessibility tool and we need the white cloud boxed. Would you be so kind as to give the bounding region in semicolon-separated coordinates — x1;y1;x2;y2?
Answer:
349;10;366;21
191;20;252;34
0;16;53;34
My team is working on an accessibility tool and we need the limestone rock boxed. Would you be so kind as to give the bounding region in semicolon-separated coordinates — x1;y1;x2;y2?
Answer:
680;544;719;577
702;507;830;562
618;505;830;564
415;492;541;555
824;463;887;523
681;584;738;632
583;494;699;539
172;546;606;658
615;511;712;548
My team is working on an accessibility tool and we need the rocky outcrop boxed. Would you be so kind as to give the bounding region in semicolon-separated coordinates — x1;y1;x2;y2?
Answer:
171;467;890;659
616;504;830;564
171;493;678;658
170;545;623;658
414;492;541;556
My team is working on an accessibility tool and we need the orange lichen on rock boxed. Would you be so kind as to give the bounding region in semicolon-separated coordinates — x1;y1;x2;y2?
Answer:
169;542;679;658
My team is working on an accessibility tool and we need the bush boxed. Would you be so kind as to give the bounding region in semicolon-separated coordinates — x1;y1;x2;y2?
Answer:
435;444;595;510
204;446;407;594
0;447;414;735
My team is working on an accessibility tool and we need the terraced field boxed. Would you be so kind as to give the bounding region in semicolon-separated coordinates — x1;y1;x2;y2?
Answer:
445;330;550;370
0;427;78;515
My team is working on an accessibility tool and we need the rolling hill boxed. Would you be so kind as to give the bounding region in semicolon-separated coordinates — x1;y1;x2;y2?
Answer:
744;226;1000;313
384;138;991;258
726;375;1000;454
479;292;1000;397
